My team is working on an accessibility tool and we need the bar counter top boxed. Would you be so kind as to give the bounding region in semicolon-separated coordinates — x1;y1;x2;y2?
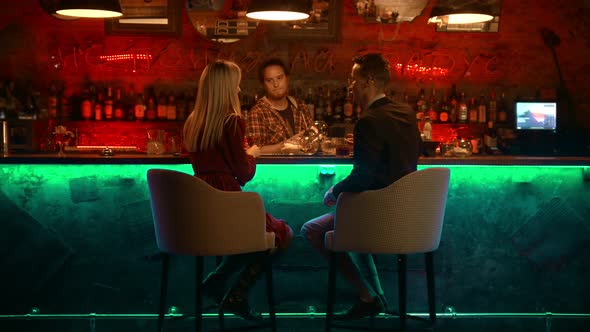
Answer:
1;153;589;165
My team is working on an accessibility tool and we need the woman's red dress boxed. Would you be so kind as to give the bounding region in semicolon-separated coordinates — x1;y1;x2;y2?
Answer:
186;115;292;248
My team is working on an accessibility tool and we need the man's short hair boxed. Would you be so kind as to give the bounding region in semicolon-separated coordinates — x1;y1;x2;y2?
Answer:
258;58;290;83
352;53;391;88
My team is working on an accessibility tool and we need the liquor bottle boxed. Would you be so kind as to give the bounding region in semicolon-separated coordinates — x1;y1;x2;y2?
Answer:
81;86;94;121
6;81;21;120
487;90;497;122
104;86;114;120
166;94;176;121
134;93;145;121
175;92;187;121
332;88;343;124
315;87;325;121
145;95;157;121
468;97;478;123
497;92;508;123
426;86;438;123
438;93;449;124
0;81;8;120
240;92;251;121
324;89;333;125
415;88;426;123
157;91;167;120
48;83;59;119
126;87;136;121
477;94;487;124
457;91;468;123
422;115;432;141
21;82;39;120
483;120;499;154
355;0;366;16
343;90;354;123
94;91;103;121
113;88;125;121
367;0;377;18
305;88;316;121
59;82;72;121
449;84;458;123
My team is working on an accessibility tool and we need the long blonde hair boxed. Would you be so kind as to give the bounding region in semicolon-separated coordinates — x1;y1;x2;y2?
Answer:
183;60;242;152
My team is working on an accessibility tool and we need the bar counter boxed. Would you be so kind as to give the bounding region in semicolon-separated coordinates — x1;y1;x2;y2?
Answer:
1;153;589;318
1;153;589;165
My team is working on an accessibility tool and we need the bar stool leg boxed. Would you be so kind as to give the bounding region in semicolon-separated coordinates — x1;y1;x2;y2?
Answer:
425;251;436;324
215;256;225;329
325;252;339;332
265;251;277;332
157;253;170;332
195;256;204;332
397;255;407;331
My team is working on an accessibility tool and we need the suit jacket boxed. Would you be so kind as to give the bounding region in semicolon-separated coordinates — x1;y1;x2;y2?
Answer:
332;97;421;197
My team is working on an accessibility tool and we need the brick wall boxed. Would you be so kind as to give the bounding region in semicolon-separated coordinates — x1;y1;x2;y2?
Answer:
1;0;589;130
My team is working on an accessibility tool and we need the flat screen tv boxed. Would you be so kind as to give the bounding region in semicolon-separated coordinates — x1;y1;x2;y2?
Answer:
515;101;557;131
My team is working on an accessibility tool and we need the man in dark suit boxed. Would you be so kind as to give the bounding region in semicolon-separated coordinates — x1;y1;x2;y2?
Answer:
300;53;421;320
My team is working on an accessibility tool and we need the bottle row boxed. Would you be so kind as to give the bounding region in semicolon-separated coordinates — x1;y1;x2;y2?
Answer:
267;84;513;130
411;84;511;126
0;79;199;122
55;84;198;122
0;79;514;129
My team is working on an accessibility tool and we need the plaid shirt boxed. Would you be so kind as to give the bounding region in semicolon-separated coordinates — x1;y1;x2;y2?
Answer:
246;96;314;146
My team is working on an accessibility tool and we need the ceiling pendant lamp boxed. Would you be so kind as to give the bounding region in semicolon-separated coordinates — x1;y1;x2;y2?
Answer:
56;0;123;19
428;0;498;25
246;0;310;22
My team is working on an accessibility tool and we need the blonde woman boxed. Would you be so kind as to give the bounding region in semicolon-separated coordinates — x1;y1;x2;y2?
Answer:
183;60;293;320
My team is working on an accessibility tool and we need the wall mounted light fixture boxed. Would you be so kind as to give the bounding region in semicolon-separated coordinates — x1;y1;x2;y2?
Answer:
246;0;310;21
56;0;123;18
428;0;499;25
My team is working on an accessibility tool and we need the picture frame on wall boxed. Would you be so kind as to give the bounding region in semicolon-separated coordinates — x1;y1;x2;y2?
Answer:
105;0;183;36
269;0;342;41
185;0;257;43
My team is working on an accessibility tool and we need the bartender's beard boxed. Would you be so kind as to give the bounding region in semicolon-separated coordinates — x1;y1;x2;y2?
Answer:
266;88;288;102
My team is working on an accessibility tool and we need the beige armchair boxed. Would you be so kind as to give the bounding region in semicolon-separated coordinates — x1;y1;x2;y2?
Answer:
147;169;276;332
324;167;451;331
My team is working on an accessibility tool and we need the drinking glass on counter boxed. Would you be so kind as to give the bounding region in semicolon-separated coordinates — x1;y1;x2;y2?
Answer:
320;138;336;155
146;129;165;155
169;134;183;156
53;125;75;157
334;137;352;156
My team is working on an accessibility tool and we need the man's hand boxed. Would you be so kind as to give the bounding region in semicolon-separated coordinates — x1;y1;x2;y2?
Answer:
246;144;261;158
323;186;337;206
289;130;304;140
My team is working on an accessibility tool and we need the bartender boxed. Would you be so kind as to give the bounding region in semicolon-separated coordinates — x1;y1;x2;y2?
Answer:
247;58;314;154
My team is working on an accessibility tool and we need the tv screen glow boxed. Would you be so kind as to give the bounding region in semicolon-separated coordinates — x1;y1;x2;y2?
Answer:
515;101;557;131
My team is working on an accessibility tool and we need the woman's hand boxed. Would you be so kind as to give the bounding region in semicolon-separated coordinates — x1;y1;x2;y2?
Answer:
246;144;261;158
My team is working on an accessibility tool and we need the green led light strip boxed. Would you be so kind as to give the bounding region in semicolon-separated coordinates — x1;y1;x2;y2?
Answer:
1;312;590;320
